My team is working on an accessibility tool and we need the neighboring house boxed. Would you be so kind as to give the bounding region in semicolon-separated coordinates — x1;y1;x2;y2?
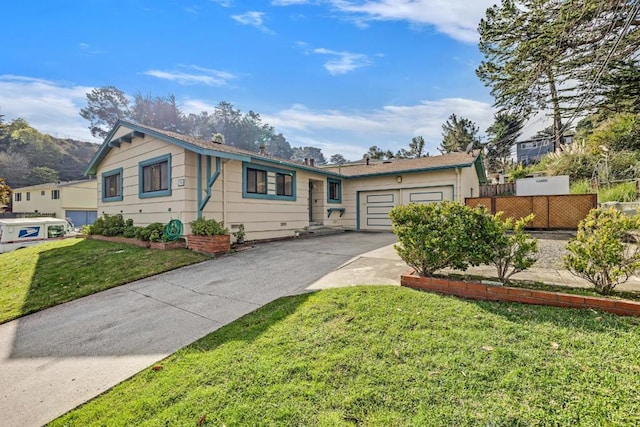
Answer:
12;179;98;227
516;134;574;165
84;121;487;239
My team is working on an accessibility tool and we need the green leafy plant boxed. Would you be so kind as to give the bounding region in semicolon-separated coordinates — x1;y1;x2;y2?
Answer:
390;201;495;276
599;181;638;203
486;213;538;283
564;206;640;295
87;214;125;237
233;224;246;243
190;217;228;236
135;223;166;242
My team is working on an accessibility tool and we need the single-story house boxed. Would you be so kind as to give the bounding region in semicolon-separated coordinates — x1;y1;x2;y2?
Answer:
12;179;98;227
85;121;487;240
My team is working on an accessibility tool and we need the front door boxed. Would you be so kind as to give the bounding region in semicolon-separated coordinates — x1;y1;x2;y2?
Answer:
308;181;313;222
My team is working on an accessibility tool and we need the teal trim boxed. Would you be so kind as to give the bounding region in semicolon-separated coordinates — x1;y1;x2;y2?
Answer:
356;191;361;230
196;156;221;218
327;178;342;204
101;167;123;203
138;154;172;199
473;153;488;184
242;162;296;201
347;163;474;179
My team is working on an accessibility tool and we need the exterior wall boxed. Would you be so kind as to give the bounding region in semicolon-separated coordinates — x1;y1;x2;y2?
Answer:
12;180;97;219
97;133;189;226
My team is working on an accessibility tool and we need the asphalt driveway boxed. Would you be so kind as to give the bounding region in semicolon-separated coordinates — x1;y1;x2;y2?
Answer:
0;232;397;427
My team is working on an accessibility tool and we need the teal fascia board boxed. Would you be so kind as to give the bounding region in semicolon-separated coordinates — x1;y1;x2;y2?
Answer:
473;154;488;184
197;155;221;218
347;163;474;179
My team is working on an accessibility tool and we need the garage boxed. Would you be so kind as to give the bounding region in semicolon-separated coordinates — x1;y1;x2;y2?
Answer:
65;210;98;228
358;186;453;231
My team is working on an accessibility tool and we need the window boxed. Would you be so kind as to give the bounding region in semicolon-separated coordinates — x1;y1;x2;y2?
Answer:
246;168;267;194
276;173;293;196
542;140;549;146
47;225;65;238
328;179;342;203
242;163;296;201
102;168;123;202
139;155;171;198
520;155;528;163
14;192;21;202
41;190;45;196
26;192;30;201
51;190;60;200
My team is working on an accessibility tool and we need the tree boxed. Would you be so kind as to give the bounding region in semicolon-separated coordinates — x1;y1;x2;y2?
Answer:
0;177;10;207
363;145;393;160
80;86;131;139
292;147;327;165
586;113;640;152
265;133;293;159
439;114;481;154
597;60;640;116
477;0;639;151
396;136;426;159
485;113;524;172
0;152;30;187
329;154;348;164
26;166;59;185
131;93;185;133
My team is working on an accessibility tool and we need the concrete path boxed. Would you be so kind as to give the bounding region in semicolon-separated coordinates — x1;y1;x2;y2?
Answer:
0;232;397;427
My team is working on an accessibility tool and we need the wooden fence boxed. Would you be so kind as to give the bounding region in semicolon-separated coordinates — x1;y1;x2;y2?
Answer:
479;183;515;197
465;194;597;229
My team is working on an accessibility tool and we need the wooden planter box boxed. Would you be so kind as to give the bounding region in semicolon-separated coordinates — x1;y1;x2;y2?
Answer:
187;234;230;254
401;272;640;317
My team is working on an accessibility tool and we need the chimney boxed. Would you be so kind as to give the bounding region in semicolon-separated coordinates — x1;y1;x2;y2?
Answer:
366;157;370;165
304;158;309;166
211;133;225;144
309;158;315;167
259;145;266;155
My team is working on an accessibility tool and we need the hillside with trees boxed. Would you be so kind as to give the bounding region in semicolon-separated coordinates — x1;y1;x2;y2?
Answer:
0;115;98;189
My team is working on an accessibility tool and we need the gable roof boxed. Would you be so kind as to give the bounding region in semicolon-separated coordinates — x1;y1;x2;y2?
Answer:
85;121;486;183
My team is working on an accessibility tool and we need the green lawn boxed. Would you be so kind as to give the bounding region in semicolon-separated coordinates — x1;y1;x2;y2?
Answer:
0;238;209;324
52;286;640;426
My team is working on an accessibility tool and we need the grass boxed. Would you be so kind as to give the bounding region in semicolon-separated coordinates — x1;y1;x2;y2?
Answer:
52;286;640;426
0;238;209;324
570;179;637;202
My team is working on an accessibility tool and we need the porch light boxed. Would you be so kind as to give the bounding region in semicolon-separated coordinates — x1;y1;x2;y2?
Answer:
396;176;402;183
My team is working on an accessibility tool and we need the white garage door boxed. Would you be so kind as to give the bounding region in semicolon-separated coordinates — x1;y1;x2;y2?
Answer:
359;186;453;231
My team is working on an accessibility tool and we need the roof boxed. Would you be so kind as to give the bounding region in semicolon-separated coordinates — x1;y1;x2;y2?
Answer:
331;151;482;178
12;178;96;191
85;121;486;183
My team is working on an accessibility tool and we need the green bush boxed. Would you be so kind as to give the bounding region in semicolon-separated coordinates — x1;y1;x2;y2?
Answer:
190;217;228;236
390;201;495;276
564;207;640;295
485;213;538;283
135;223;167;242
599;181;638;203
570;179;592;194
87;214;125;237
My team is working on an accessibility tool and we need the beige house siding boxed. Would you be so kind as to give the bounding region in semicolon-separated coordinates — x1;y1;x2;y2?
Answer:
12;180;97;219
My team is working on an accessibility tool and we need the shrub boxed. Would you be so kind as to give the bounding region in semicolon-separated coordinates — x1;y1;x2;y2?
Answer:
87;214;125;237
190;217;228;236
564;207;640;295
570;179;592;194
390;201;495;276
136;223;166;242
486;213;538;283
599;181;638;203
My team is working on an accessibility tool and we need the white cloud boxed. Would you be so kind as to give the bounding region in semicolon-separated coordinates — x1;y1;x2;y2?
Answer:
210;0;233;6
271;0;312;5
0;75;97;142
312;48;372;75
262;98;496;158
142;65;237;86
231;11;274;34
306;0;498;43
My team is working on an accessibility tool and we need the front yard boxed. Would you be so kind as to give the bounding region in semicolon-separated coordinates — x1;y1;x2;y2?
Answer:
52;286;640;426
0;238;209;324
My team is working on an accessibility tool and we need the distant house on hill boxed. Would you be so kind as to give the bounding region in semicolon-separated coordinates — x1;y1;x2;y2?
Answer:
516;134;574;165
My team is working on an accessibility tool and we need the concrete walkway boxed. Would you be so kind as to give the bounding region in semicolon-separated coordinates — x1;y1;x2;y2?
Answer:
0;232;397;427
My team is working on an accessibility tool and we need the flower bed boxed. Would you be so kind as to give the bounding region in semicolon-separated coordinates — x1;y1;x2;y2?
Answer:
401;272;640;317
86;234;149;248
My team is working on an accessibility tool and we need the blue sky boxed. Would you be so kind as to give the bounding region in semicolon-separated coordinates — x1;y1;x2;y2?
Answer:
0;0;547;160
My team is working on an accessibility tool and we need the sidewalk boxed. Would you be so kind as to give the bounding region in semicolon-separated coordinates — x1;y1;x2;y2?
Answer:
308;244;640;293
